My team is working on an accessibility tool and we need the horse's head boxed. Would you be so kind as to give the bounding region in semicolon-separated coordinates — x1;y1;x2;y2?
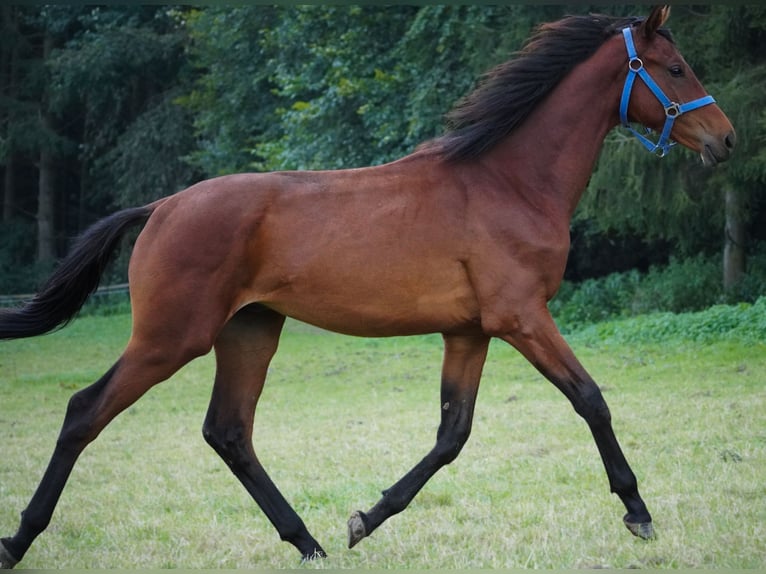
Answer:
620;6;736;166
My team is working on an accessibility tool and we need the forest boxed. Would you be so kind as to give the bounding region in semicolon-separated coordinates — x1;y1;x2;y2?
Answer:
1;5;765;308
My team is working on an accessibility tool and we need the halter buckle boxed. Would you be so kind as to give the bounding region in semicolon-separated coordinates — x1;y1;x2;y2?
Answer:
664;102;681;118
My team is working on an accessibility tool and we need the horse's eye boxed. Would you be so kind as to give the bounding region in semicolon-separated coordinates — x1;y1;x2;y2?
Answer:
669;65;685;78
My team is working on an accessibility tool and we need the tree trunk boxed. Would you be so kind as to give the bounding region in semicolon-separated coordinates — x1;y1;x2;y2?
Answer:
3;157;15;222
37;141;56;263
36;32;56;264
723;186;746;293
1;5;16;222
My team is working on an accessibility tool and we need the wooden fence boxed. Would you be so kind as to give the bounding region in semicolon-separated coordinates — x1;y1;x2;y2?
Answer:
0;283;130;308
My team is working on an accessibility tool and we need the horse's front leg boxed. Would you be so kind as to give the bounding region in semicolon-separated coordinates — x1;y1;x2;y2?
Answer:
347;333;490;548
495;303;654;540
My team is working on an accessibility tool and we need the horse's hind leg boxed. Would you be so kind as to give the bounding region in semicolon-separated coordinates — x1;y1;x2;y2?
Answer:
202;305;325;561
348;333;490;548
0;337;204;569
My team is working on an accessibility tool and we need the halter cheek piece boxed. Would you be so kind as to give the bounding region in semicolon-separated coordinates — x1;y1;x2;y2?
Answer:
619;26;715;157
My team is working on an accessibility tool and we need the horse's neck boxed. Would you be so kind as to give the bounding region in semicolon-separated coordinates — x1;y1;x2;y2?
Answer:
479;37;625;219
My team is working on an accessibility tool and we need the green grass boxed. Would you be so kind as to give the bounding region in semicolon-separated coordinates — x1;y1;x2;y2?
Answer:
1;313;765;568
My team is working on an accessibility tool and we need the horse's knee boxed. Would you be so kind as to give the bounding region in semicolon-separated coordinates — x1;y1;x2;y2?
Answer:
434;411;472;465
572;382;611;427
201;422;228;453
202;420;251;468
434;433;469;466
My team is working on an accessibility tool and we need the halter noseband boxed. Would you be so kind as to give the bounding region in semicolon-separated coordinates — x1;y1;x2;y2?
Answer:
619;26;715;157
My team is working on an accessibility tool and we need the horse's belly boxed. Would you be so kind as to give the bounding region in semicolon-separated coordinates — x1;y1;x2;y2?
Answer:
255;268;481;337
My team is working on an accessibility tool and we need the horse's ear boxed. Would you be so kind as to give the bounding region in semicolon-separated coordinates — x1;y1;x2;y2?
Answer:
641;5;671;38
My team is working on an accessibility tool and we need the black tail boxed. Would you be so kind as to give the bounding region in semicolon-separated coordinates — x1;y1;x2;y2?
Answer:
0;205;154;340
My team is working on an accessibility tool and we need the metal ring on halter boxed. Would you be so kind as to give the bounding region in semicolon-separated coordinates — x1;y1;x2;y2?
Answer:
664;102;681;118
629;57;643;73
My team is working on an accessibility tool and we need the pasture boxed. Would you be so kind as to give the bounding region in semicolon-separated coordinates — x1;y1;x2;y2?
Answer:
0;312;764;568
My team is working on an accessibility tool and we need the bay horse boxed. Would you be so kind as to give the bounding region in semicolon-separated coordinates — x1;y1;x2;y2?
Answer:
0;6;735;568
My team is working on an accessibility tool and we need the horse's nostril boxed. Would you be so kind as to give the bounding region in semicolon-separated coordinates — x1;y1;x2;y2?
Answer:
724;131;736;150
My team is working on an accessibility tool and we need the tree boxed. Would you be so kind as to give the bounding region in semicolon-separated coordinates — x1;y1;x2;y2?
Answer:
180;6;283;175
182;5;563;172
1;5;18;223
0;7;80;268
0;6;196;291
37;16;59;264
49;6;198;211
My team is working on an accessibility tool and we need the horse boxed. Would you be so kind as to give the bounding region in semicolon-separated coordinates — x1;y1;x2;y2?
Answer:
0;6;735;568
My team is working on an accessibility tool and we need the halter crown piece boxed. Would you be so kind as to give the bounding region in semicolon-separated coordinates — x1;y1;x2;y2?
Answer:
619;26;715;157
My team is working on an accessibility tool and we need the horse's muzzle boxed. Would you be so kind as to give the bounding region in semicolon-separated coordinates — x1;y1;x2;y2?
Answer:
701;130;736;167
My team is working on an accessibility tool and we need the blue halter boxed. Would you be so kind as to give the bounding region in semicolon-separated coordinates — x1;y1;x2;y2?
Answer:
619;26;715;157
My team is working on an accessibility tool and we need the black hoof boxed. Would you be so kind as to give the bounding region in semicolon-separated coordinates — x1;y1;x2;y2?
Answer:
347;510;368;549
623;514;655;540
0;540;19;569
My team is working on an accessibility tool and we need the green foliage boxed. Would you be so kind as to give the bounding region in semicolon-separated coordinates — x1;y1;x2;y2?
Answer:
181;5;568;172
551;249;766;330
180;6;283;175
0;7;81;163
638;254;723;312
253;6;417;170
48;6;197;209
0;220;51;292
98;91;197;206
574;297;766;345
580;136;723;254
551;270;643;327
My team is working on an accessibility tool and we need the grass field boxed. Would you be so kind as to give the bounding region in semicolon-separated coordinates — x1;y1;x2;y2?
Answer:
0;312;764;568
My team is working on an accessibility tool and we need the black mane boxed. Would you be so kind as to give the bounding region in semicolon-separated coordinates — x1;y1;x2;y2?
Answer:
424;13;673;162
